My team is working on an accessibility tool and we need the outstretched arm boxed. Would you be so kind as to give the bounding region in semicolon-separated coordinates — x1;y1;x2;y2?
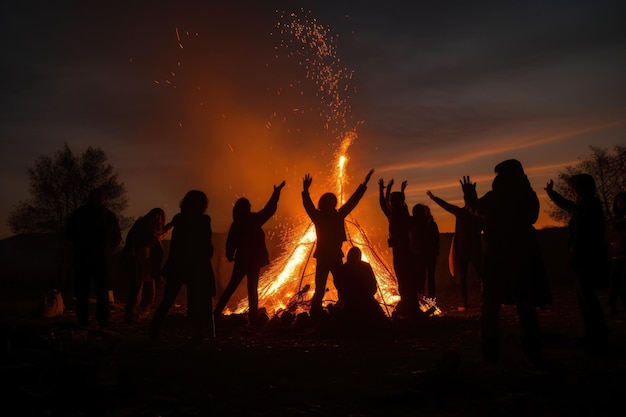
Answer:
545;179;575;213
339;169;375;217
385;178;394;203
302;174;317;219
275;180;286;193
379;178;391;218
427;190;459;216
258;180;287;224
303;174;312;192
363;168;375;187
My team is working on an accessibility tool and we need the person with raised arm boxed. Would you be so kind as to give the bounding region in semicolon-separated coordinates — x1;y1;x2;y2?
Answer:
214;181;286;325
545;175;609;356
302;168;374;318
463;160;550;367
379;178;417;317
427;185;483;311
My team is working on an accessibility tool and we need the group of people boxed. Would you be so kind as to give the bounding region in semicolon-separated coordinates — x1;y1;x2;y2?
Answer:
65;158;626;364
378;179;441;319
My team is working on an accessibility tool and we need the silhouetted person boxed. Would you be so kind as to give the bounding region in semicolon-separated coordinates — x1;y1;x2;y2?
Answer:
333;246;388;332
123;208;172;323
150;190;216;343
302;168;374;318
411;204;440;299
464;160;550;366
546;175;609;355
214;181;286;325
66;187;122;328
423;205;440;298
427;187;483;310
379;178;417;317
410;203;428;301
607;192;626;315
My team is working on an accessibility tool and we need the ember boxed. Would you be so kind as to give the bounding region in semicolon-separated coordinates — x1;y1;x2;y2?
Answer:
225;9;441;319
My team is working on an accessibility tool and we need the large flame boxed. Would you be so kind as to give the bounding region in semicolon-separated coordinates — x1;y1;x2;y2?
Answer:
227;134;440;317
225;9;441;318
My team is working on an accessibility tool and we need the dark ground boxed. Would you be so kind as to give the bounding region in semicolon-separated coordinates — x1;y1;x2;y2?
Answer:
2;280;626;417
1;230;626;416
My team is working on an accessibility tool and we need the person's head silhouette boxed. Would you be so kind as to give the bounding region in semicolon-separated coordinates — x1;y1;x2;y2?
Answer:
88;188;105;207
233;198;252;221
390;191;405;208
346;246;362;264
180;190;208;215
412;203;426;223
318;192;338;211
568;174;596;202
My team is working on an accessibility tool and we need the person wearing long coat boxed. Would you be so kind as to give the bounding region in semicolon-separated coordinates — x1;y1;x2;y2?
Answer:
464;159;550;366
214;181;285;324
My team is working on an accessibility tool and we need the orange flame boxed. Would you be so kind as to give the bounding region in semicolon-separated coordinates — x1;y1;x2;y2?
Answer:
225;10;441;318
227;134;441;317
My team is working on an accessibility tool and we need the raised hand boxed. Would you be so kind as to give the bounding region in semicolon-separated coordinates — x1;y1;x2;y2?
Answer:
426;190;434;200
545;179;554;192
303;174;312;191
363;169;375;186
460;176;476;193
378;178;385;190
275;180;286;192
401;180;408;193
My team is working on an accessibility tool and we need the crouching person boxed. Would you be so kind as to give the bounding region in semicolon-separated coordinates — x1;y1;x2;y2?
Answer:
332;246;389;335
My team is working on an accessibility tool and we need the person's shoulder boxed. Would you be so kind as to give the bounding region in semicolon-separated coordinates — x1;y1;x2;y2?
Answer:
200;214;212;227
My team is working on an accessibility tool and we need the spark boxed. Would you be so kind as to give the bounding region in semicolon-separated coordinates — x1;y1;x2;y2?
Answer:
223;8;440;318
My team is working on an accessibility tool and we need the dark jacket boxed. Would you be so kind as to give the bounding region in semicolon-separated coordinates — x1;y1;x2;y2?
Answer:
547;188;608;286
469;176;550;307
67;204;121;262
226;189;280;269
379;195;411;250
162;212;215;295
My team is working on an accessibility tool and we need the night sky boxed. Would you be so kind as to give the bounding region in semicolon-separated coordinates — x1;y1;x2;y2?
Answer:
1;0;625;240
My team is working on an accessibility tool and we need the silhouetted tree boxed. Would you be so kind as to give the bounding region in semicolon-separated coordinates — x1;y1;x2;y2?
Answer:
8;143;132;235
547;145;626;223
